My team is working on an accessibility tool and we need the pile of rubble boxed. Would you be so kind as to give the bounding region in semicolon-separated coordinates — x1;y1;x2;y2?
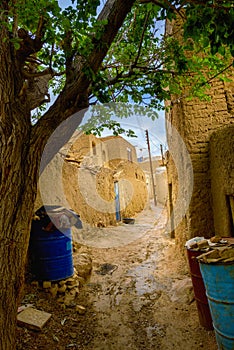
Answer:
30;252;92;312
197;247;234;264
186;235;234;264
17;252;92;331
186;236;229;251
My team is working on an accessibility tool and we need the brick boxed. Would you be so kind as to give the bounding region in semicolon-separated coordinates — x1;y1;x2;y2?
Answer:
42;281;51;289
17;307;51;331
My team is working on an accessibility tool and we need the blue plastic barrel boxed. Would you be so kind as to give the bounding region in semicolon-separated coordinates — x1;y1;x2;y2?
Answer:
30;227;74;281
199;262;234;350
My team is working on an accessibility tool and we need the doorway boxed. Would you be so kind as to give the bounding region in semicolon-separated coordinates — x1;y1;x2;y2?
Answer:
227;195;234;236
168;183;175;238
114;181;121;222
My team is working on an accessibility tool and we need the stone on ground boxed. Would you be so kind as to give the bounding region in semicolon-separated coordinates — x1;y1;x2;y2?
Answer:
17;307;51;331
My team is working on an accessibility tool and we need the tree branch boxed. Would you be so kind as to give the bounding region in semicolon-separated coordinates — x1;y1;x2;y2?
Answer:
21;67;54;78
180;0;233;10
132;11;150;68
16;16;47;63
201;60;234;86
140;0;183;16
11;0;18;37
171;60;234;105
31;0;135;171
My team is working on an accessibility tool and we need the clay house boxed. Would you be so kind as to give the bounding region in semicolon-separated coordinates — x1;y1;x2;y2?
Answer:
37;132;148;227
64;133;148;226
138;156;168;206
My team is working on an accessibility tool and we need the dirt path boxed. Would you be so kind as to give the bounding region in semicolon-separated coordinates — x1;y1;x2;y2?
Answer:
17;205;218;350
73;205;217;350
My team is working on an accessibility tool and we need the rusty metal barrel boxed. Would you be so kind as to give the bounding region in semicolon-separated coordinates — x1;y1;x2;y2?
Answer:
186;248;213;330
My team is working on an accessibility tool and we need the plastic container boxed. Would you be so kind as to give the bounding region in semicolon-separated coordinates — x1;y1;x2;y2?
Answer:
30;226;74;281
199;261;234;349
122;218;135;224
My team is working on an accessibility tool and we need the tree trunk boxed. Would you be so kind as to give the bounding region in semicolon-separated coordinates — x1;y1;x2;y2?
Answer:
0;186;37;350
0;130;41;349
0;14;40;348
0;96;42;349
0;1;135;348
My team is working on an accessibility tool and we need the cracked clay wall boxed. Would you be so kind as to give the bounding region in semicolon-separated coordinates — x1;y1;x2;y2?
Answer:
165;16;234;248
166;79;234;248
210;125;234;236
36;133;147;227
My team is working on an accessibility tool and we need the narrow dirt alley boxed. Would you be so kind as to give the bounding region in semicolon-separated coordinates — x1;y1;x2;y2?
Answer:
17;204;218;350
72;205;217;350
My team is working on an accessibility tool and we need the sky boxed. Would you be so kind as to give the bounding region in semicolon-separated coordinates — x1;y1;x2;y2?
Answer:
80;106;167;157
55;0;167;157
119;111;167;158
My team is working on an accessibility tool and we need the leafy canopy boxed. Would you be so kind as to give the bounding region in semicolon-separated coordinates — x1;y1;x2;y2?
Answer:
3;0;234;119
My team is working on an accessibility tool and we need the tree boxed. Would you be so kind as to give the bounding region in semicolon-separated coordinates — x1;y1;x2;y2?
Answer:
0;0;233;348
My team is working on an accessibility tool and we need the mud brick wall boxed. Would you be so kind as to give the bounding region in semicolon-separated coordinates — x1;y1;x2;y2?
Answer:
166;78;234;245
100;135;138;164
210;125;234;236
36;133;147;227
155;167;168;205
65;132;106;167
62;159;147;227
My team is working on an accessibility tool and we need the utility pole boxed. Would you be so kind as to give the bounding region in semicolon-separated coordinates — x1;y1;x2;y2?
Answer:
145;129;157;206
160;144;165;166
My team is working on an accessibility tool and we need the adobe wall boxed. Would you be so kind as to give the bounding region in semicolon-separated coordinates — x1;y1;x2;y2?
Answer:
165;15;234;248
155;166;168;205
111;160;148;219
62;160;147;226
166;78;234;246
138;158;161;172
138;157;163;203
210;124;234;236
35;153;67;210
62;161;117;227
100;135;138;163
36;133;147;227
65;132;106;167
